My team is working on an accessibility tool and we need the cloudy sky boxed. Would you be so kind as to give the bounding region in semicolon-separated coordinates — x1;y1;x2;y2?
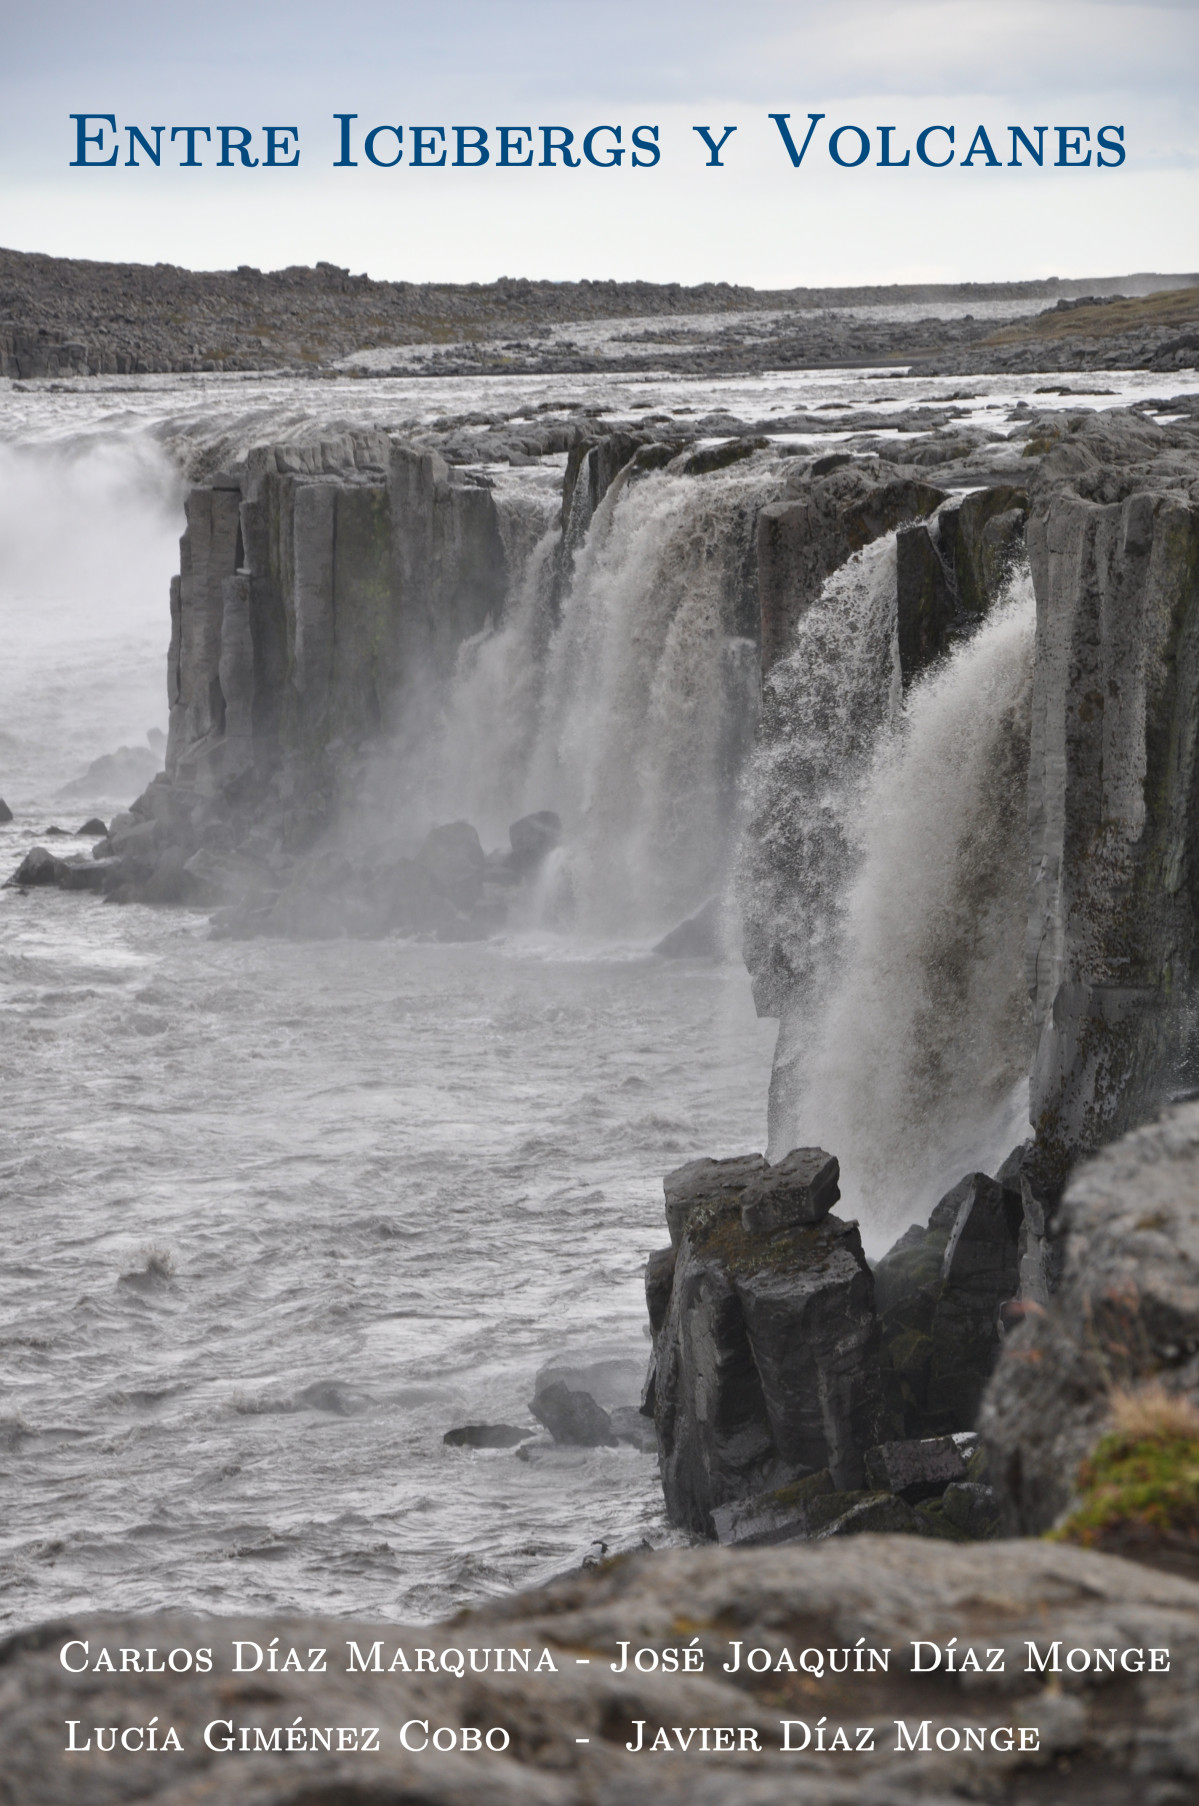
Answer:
1;0;1195;285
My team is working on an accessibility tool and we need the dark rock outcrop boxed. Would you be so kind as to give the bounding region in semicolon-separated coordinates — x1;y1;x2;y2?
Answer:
531;1379;618;1448
508;809;561;872
648;1149;884;1533
8;845;63;886
646;1145;1033;1538
0;797;11;823
982;1098;1199;1536
756;465;946;672
895;485;1028;683
443;1423;533;1449
874;1171;1025;1440
863;1434;971;1502
1025;412;1199;1186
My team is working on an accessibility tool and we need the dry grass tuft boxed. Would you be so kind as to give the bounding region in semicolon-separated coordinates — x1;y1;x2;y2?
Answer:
1108;1383;1199;1443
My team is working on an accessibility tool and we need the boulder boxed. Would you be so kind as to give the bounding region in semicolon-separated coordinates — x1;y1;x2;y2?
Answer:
662;1153;767;1248
58;856;118;893
738;1146;840;1236
711;1469;834;1546
652;895;722;958
0;797;12;823
108;816;161;872
76;817;108;837
530;1380;618;1448
508;810;561;873
863;1435;967;1502
7;846;66;886
941;1479;1002;1538
816;1491;931;1539
443;1424;533;1449
649;1151;883;1533
982;1098;1199;1536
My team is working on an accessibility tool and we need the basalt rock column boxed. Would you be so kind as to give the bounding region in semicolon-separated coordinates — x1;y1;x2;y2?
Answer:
1025;413;1199;1183
167;477;242;791
647;1151;883;1535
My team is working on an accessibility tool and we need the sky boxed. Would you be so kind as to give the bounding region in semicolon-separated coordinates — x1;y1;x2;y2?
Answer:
0;0;1196;287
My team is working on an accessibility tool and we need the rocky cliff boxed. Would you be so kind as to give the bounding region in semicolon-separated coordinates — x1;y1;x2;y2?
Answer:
982;1097;1199;1538
1024;413;1199;1183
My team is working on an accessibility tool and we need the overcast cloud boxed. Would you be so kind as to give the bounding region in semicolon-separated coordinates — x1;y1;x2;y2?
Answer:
0;0;1195;284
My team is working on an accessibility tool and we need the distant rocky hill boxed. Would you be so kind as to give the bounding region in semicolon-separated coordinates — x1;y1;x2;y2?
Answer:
1;244;1195;378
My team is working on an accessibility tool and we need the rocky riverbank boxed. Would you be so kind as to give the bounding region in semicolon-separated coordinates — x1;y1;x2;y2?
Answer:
1;244;1195;378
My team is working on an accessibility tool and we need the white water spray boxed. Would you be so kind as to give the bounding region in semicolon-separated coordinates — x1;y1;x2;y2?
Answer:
0;437;180;806
740;533;902;1012
767;581;1036;1249
432;463;775;935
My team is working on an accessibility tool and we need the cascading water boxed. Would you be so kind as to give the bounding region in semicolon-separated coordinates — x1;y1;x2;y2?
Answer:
746;567;1036;1252
430;462;775;936
739;533;903;1015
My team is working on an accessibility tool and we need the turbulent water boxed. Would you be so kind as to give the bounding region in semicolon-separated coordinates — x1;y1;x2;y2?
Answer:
0;358;1188;1633
1;897;772;1628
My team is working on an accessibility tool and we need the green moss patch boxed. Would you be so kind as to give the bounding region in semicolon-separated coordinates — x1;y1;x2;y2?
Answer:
1051;1427;1199;1561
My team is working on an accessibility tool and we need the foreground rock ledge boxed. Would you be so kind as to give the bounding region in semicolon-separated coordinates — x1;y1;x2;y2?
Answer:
3;1539;1197;1805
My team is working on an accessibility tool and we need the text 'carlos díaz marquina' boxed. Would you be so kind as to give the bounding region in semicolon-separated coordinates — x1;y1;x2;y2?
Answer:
58;1634;1171;1759
68;114;1127;171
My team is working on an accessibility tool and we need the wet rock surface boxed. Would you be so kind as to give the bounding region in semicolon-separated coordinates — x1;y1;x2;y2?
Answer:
646;1146;1042;1541
4;1539;1198;1804
983;1099;1199;1537
648;1149;885;1531
443;1423;534;1449
1023;411;1199;1184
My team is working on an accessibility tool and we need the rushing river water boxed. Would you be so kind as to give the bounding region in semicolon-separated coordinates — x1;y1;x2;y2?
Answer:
1;358;1189;1632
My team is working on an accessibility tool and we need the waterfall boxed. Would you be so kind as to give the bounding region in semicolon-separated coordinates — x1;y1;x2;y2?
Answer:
0;436;180;804
739;534;903;1016
756;578;1036;1250
431;463;777;935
